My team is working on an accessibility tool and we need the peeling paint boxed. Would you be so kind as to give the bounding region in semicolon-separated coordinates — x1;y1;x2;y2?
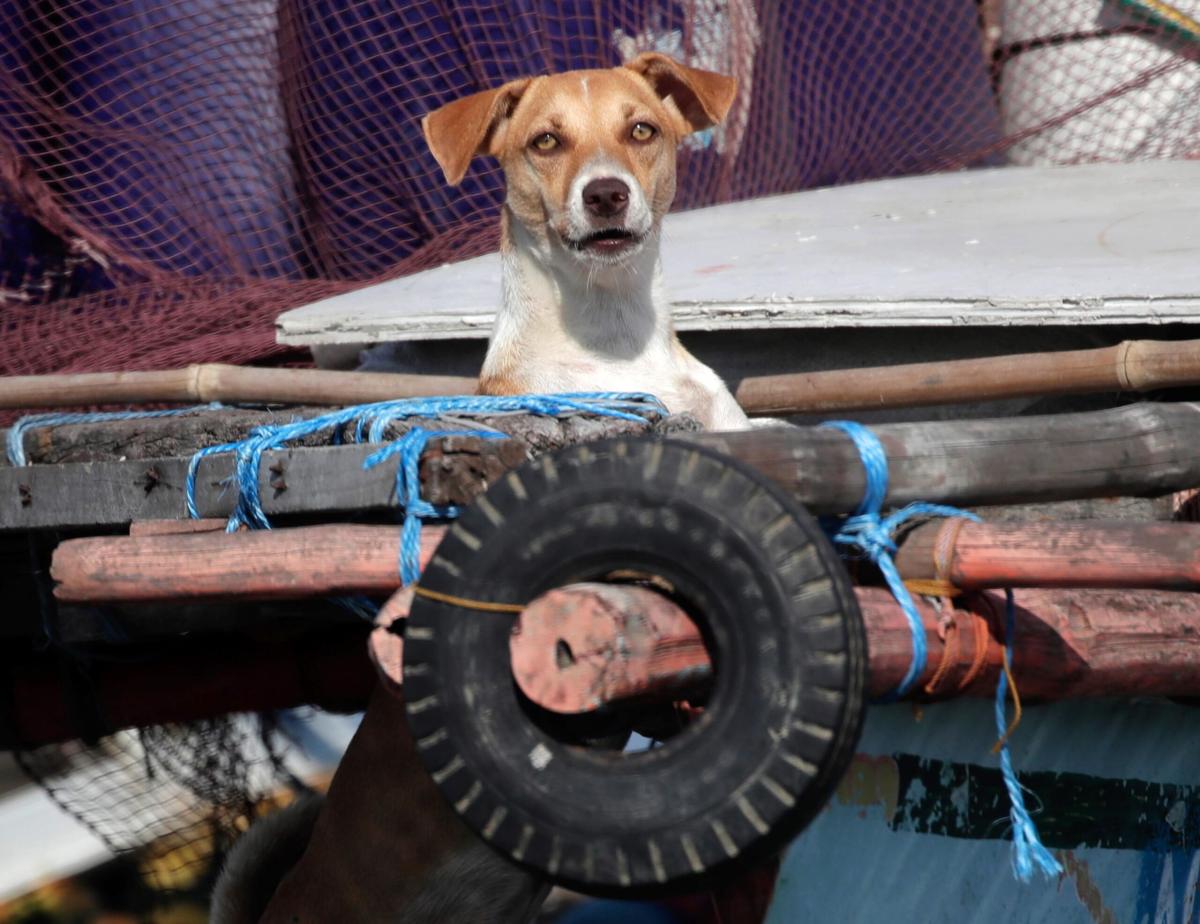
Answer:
834;754;900;821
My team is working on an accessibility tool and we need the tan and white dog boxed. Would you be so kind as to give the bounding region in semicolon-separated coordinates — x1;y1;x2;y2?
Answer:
422;53;751;430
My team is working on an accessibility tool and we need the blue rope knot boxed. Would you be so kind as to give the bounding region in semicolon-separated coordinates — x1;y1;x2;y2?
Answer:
820;420;980;701
821;419;1060;883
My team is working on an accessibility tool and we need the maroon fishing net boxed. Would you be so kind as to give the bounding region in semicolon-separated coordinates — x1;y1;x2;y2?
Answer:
1;0;1197;384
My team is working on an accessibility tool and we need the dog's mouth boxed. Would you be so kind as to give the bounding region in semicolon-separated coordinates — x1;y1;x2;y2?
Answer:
567;228;643;255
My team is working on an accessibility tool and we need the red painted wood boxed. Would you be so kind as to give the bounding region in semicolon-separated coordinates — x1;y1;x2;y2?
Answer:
52;525;448;603
511;585;1200;707
896;519;1200;589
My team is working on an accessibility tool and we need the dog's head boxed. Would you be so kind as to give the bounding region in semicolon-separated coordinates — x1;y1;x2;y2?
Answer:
422;53;735;265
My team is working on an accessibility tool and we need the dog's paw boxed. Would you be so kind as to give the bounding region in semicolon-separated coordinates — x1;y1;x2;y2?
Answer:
747;416;794;429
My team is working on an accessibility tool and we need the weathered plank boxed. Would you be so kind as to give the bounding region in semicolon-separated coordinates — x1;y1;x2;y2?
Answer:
276;161;1200;347
0;437;530;532
5;402;1199;532
3;404;685;466
2;410;691;531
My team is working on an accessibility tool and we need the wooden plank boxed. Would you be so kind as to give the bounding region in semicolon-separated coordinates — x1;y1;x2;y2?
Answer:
276;161;1200;347
6;401;1200;531
2;404;681;467
0;437;525;531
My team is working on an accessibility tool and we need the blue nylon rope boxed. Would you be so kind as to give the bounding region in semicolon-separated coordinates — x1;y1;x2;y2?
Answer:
362;426;508;584
821;419;1059;882
819;420;980;701
6;404;222;467
997;589;1063;881
182;391;667;589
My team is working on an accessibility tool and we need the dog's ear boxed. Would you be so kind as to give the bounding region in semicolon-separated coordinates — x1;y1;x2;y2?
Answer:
422;79;532;186
625;52;736;134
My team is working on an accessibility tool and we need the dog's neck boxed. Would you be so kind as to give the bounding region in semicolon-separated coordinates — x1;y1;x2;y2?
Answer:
482;208;674;390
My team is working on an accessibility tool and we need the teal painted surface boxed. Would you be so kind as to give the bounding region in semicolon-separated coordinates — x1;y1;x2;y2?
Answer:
766;699;1200;923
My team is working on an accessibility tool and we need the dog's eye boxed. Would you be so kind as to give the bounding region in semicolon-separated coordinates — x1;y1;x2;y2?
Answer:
630;122;657;142
531;132;560;152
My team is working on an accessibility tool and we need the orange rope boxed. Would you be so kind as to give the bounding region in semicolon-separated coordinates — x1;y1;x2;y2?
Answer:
991;646;1024;753
410;584;525;613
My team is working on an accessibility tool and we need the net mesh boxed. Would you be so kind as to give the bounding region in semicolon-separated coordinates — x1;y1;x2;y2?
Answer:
14;714;304;894
1;0;1197;383
2;0;1200;900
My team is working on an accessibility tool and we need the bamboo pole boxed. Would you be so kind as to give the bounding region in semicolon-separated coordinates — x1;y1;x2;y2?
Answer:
733;337;1200;415
895;519;1200;590
0;363;476;409
3;337;1200;414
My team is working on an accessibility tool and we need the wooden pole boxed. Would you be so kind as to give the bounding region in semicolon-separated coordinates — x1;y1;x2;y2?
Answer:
15;582;1200;747
3;338;1199;414
687;402;1200;512
52;524;448;603
734;337;1200;415
509;584;1200;708
48;526;1200;710
56;518;1200;607
895;519;1200;590
0;363;476;410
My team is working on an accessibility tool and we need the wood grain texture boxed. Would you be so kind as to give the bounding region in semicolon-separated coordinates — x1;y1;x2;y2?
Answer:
686;402;1200;512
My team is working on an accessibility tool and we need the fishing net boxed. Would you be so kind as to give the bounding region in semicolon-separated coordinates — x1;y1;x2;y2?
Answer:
2;0;1199;900
1;0;1197;383
13;714;306;895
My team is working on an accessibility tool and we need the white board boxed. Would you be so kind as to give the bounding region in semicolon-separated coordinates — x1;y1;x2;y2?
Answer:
276;160;1200;347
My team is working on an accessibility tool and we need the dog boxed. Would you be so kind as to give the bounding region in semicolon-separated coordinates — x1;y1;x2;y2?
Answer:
210;688;548;924
421;52;751;430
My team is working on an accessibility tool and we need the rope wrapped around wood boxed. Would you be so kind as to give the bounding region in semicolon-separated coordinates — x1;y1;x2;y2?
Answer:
180;393;667;588
820;418;1061;883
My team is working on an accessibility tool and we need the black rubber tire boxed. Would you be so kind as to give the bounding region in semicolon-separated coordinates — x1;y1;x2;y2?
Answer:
401;438;866;897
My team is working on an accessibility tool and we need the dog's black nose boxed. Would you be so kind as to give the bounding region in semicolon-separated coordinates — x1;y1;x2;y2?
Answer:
582;178;630;219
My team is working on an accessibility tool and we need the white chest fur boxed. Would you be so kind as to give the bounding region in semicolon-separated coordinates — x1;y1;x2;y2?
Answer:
482;219;748;430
